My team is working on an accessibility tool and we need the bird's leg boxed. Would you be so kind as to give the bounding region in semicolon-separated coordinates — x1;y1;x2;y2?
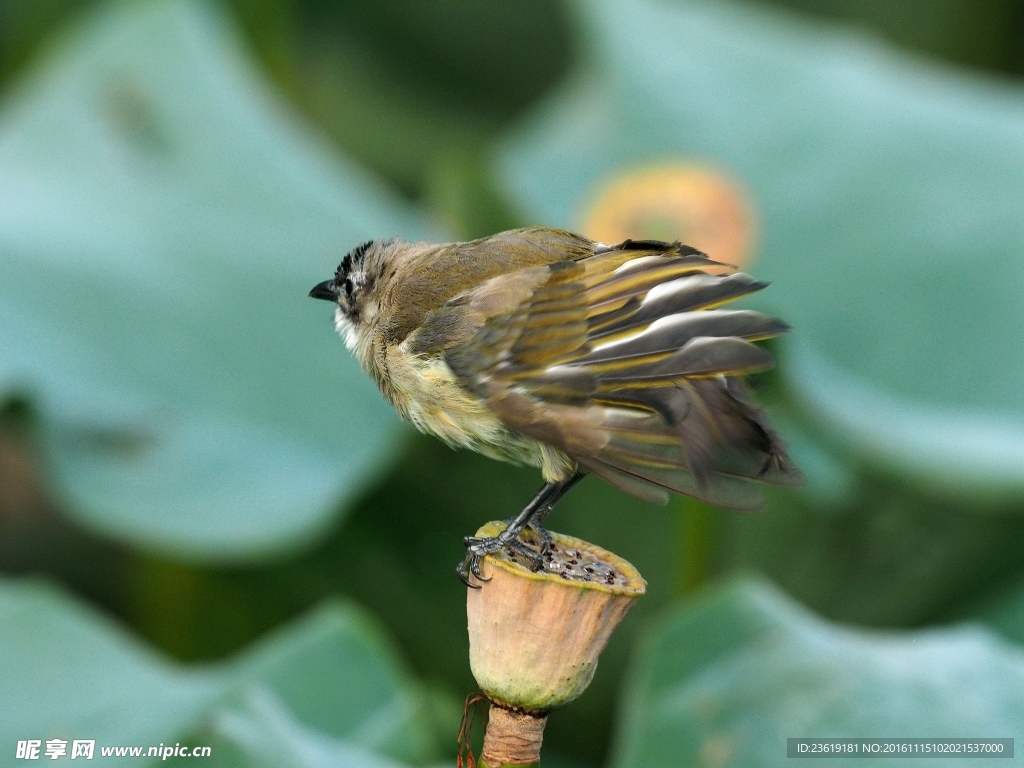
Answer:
458;472;584;587
458;481;559;586
527;472;583;556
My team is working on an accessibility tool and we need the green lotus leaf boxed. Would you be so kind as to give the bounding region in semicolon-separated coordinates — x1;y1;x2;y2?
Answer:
207;688;426;768
495;0;1024;495
613;578;1024;767
975;575;1024;647
228;601;435;763
0;576;435;766
0;0;425;560
0;579;224;756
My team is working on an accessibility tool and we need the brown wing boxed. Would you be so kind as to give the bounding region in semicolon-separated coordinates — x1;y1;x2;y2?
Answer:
437;238;801;510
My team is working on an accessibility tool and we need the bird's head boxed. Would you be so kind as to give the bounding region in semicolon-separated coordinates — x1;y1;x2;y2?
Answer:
309;239;384;352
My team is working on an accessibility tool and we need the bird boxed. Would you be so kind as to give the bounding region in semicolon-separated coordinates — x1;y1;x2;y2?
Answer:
309;226;800;586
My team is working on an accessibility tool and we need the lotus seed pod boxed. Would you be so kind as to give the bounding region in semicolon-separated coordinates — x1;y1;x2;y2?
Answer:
467;521;646;715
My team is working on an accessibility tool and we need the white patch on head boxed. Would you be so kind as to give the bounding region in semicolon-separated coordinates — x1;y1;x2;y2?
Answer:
347;264;370;295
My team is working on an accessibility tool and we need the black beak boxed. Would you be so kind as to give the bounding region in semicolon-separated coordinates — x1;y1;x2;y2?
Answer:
309;280;337;302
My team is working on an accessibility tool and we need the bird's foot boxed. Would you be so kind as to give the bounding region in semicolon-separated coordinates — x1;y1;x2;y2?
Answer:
457;525;546;588
529;522;554;556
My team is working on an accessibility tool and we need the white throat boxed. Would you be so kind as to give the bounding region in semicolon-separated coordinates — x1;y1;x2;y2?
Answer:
333;308;361;351
333;306;378;372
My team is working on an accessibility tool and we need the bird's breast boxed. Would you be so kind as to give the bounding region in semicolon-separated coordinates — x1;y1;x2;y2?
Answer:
377;343;574;481
384;344;509;450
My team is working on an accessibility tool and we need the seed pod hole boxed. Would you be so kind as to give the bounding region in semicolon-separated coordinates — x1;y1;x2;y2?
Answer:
493;531;633;588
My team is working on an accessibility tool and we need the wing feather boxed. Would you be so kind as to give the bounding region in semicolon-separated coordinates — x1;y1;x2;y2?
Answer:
579;310;788;369
440;235;800;508
591;272;770;338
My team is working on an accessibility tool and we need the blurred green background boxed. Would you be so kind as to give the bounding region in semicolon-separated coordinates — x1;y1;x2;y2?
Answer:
4;0;1024;766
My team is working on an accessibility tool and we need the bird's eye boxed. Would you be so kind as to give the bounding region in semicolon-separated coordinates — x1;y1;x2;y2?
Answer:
343;278;353;295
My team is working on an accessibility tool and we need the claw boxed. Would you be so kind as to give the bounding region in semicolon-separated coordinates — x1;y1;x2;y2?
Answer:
457;554;484;588
458;541;494;588
457;566;477;589
471;556;488;581
528;523;554;556
459;522;550;585
456;474;583;585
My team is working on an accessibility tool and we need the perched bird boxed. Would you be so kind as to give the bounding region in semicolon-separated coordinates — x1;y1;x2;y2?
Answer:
310;227;800;585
